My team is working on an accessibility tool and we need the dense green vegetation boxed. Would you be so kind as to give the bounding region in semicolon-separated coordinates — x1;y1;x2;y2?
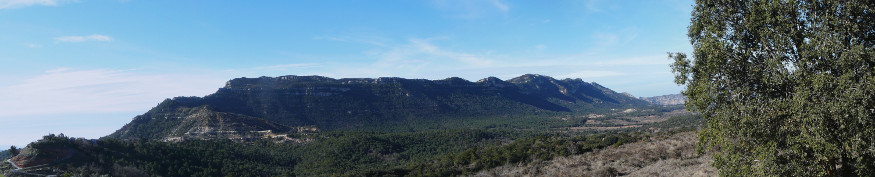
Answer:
639;113;703;131
398;132;642;176
8;128;655;177
0;149;9;161
3;105;698;177
673;0;875;176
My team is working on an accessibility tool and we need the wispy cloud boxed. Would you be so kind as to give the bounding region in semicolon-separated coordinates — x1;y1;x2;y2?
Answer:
0;0;62;9
55;34;113;43
0;68;224;117
488;0;509;12
303;32;677;97
372;38;495;70
592;33;620;47
584;28;639;53
584;0;604;13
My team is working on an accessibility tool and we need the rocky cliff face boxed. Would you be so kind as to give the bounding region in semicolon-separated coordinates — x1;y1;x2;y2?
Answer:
111;105;291;141
640;94;687;105
108;74;647;140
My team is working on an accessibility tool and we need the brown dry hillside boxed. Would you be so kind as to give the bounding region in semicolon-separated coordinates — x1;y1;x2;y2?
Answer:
472;131;715;177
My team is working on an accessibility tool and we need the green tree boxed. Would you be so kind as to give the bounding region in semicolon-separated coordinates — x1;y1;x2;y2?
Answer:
8;146;18;156
672;0;875;176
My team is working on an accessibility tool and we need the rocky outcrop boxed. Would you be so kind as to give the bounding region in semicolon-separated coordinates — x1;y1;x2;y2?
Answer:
110;105;291;140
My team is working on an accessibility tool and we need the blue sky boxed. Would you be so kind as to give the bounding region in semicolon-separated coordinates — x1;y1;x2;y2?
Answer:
0;0;693;148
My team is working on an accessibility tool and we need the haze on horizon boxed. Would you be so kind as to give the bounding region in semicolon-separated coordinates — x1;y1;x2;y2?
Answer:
0;0;693;148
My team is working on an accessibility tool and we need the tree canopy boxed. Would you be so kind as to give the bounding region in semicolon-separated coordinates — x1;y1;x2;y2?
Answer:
672;0;875;176
8;146;18;157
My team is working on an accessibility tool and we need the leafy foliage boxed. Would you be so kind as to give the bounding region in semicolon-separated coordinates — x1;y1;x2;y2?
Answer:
6;146;16;157
672;0;875;176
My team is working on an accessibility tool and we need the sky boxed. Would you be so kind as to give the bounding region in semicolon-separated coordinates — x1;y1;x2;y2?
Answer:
0;0;693;148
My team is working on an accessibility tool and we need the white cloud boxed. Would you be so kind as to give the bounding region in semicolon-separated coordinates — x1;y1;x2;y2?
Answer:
373;38;495;69
0;68;224;117
0;0;60;9
55;34;113;43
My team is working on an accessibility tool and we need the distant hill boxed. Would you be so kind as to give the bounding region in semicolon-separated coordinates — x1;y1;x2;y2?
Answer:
107;74;648;140
640;94;686;105
0;149;9;160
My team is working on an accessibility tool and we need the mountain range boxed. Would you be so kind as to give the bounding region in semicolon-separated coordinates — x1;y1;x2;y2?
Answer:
3;74;701;177
108;74;649;140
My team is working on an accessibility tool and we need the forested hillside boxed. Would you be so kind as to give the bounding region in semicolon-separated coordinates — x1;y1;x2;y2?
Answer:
3;129;666;176
2;105;701;177
108;74;647;140
474;131;715;176
1;74;704;177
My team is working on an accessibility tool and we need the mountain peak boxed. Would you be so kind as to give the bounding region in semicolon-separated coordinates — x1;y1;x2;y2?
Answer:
476;77;509;87
507;74;559;84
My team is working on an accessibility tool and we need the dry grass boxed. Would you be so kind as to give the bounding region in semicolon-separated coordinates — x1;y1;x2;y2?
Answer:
472;131;715;177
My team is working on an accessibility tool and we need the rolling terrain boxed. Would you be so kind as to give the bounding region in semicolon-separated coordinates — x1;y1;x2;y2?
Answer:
473;131;714;177
2;74;702;177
